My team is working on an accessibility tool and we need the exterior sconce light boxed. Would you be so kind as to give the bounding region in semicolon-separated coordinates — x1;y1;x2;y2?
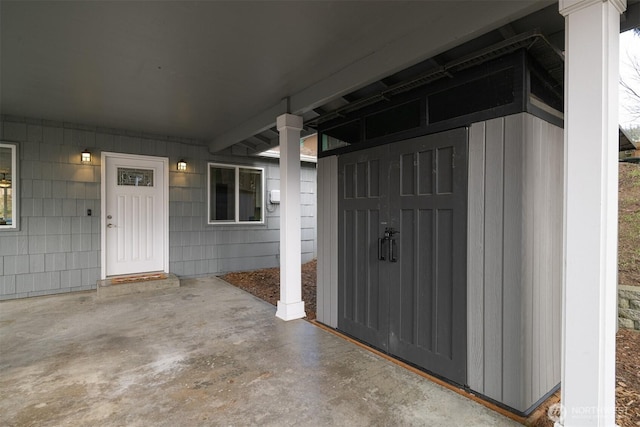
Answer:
0;173;10;189
177;159;187;171
81;149;91;164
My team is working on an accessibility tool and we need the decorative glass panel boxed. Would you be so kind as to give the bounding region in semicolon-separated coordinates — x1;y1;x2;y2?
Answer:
117;168;154;187
0;143;17;229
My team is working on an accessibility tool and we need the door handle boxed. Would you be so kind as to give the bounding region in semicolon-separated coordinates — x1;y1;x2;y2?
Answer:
107;223;116;228
378;237;387;261
390;238;398;262
379;227;399;262
386;227;399;262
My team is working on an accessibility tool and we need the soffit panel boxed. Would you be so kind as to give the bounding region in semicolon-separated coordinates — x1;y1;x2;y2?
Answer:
1;1;552;142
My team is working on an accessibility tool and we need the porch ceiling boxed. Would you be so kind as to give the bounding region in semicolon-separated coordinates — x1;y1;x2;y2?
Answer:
1;1;553;146
1;1;637;154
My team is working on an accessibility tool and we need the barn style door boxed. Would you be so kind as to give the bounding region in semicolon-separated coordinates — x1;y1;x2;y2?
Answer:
338;128;468;385
337;145;390;351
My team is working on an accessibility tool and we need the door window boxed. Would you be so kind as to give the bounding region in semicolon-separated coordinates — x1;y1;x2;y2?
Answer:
117;168;154;187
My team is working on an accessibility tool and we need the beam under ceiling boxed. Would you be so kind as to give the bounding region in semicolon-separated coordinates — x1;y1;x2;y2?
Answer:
208;0;554;153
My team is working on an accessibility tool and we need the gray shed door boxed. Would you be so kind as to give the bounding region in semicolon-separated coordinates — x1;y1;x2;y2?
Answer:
338;128;468;385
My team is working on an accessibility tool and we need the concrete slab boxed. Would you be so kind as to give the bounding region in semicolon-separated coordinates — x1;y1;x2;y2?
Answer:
0;276;520;426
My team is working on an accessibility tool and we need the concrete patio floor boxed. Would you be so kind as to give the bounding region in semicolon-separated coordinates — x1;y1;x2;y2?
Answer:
0;276;520;427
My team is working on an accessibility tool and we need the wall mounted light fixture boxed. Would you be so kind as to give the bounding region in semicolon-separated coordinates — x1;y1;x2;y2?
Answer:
81;149;91;163
0;173;10;189
177;159;187;171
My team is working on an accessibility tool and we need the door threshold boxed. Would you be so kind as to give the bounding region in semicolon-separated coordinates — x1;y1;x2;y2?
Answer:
107;271;168;284
97;273;179;299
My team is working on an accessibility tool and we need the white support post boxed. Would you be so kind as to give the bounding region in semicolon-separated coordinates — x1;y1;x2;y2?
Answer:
558;0;625;426
275;113;305;321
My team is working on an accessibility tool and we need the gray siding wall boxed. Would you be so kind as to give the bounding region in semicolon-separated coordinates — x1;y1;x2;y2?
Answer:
316;155;338;327
467;113;562;412
0;116;317;300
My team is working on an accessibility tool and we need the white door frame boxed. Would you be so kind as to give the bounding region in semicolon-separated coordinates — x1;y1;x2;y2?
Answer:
100;152;170;279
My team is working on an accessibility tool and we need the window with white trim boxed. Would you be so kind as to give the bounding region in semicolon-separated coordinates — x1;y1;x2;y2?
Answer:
0;143;18;230
208;163;264;224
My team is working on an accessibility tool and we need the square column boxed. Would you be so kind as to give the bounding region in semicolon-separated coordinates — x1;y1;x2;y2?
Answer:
275;113;305;321
558;0;625;426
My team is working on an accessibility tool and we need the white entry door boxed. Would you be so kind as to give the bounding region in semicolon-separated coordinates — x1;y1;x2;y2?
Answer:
102;153;168;278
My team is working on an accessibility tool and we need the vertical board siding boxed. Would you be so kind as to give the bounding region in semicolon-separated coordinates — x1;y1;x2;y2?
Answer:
551;123;563;388
527;115;563;406
467;122;486;392
317;156;339;327
330;158;339;327
502;114;525;409
522;114;536;407
467;113;562;412
483;117;505;401
317;158;327;324
531;116;541;403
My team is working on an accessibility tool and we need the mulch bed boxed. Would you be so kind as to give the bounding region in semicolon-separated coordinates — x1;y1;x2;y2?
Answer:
616;328;640;427
619;163;640;287
221;260;317;321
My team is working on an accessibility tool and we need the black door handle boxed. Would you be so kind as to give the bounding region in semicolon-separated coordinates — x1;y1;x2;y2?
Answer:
379;227;399;262
387;228;399;262
378;237;387;261
390;238;398;262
